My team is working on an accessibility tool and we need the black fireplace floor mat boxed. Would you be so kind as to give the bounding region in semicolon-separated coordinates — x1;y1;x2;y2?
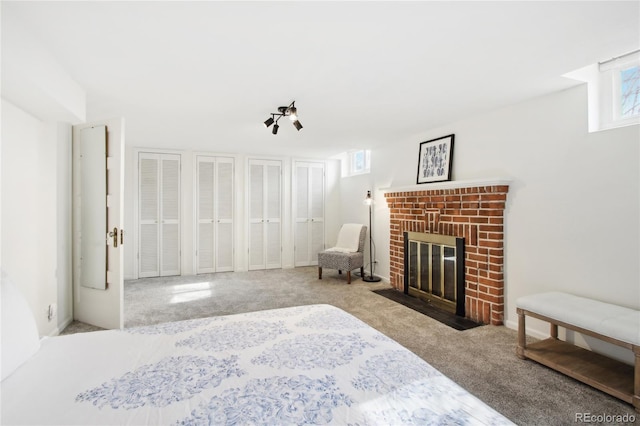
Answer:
372;289;482;331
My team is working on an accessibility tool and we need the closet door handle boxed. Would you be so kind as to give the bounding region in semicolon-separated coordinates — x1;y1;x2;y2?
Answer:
108;227;119;248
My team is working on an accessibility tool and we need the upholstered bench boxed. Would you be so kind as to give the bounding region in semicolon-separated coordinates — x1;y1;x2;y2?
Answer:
516;292;639;412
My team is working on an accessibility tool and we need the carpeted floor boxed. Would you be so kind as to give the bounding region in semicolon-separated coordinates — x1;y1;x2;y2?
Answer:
62;267;638;425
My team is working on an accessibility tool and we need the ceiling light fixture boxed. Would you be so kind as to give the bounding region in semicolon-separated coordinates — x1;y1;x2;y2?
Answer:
263;101;303;134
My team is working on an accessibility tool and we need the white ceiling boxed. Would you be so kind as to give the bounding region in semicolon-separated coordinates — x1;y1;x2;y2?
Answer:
3;1;639;159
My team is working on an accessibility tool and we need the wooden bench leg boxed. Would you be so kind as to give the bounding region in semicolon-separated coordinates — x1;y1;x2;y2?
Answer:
318;267;322;280
516;308;526;359
550;323;558;340
634;345;640;413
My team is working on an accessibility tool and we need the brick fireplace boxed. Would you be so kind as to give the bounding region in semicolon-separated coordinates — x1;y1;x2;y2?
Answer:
384;180;509;325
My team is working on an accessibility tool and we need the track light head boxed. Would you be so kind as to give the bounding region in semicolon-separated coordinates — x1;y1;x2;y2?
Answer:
264;116;274;128
293;120;303;131
272;123;279;135
288;106;298;121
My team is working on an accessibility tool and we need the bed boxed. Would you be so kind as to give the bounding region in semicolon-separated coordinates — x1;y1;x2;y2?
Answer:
1;280;513;425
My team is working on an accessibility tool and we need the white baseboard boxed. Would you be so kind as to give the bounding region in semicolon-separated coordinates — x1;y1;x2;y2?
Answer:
504;319;549;340
50;315;73;336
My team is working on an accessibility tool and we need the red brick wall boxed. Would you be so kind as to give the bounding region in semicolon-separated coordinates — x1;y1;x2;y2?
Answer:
384;185;509;325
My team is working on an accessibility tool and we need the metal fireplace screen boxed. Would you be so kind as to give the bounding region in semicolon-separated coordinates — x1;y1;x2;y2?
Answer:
404;232;465;316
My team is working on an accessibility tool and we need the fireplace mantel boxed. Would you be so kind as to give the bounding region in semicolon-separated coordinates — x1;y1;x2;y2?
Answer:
381;177;512;194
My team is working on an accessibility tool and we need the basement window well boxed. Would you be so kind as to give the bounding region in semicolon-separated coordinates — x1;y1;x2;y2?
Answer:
339;149;371;177
564;49;640;132
350;150;371;175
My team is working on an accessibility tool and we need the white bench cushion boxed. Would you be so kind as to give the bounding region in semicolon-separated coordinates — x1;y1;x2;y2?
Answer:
517;292;640;346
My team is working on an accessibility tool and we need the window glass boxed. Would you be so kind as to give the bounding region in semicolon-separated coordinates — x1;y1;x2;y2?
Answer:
348;150;370;175
621;65;640;118
352;151;365;173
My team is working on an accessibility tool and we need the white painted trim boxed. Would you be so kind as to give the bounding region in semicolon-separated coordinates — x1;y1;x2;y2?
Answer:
380;177;512;193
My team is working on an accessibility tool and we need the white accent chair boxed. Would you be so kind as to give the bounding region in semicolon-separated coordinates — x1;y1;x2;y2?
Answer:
317;224;367;284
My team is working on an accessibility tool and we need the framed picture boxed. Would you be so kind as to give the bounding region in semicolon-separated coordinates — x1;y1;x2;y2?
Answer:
416;134;454;184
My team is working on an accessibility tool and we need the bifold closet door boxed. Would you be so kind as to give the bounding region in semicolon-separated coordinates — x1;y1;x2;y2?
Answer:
294;162;325;266
138;153;181;278
196;156;234;274
248;159;282;270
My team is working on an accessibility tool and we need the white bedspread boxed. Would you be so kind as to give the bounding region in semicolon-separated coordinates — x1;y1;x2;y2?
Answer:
1;304;512;425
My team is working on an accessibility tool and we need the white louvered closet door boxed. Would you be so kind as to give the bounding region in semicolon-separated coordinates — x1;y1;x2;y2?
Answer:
196;156;234;274
294;162;325;266
138;152;181;278
216;159;234;271
139;155;160;277
248;159;282;270
161;157;180;276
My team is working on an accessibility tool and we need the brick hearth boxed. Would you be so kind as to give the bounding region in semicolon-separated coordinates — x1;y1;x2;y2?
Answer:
384;183;509;325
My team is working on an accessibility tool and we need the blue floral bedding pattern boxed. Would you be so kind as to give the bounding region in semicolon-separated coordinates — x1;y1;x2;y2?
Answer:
295;308;368;330
177;375;353;426
252;332;373;370
3;304;513;425
175;320;290;352
76;355;244;409
352;350;439;393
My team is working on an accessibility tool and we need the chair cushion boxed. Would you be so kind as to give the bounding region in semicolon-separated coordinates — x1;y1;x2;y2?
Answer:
332;223;364;253
318;251;364;272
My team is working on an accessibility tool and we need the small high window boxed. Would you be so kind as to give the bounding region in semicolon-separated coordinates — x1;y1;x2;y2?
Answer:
349;150;371;175
564;50;640;132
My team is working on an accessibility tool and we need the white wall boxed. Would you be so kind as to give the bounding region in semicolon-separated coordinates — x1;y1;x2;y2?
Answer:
2;13;85;124
1;8;85;337
55;123;73;333
341;83;639;361
1;100;73;337
335;171;381;273
122;148;342;279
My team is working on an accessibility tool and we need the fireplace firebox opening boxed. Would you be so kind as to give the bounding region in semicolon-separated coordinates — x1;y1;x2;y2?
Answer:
404;231;465;316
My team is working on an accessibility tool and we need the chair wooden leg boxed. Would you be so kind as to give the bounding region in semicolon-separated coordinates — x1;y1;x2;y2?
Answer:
318;267;322;280
338;270;342;275
347;271;351;284
360;267;364;277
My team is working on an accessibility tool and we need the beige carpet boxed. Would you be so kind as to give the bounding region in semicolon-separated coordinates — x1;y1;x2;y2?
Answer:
63;266;638;425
